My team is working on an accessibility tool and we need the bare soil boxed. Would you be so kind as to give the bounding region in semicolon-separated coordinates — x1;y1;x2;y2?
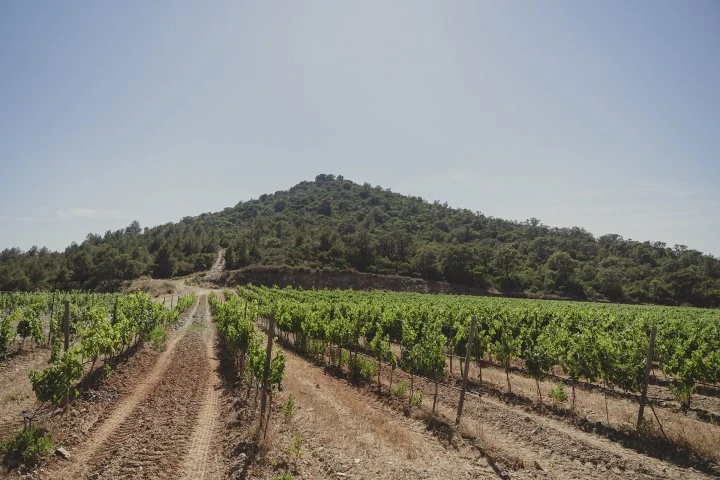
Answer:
453;356;720;464
0;347;51;441
254;347;499;479
3;264;717;479
275;335;720;479
37;296;226;480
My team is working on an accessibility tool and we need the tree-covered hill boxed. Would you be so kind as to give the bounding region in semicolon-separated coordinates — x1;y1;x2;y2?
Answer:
1;174;718;306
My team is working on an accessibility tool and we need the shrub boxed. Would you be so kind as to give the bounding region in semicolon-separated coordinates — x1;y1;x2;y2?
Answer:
29;348;82;407
285;433;303;466
0;427;53;469
548;383;568;404
102;363;112;381
669;382;695;411
304;339;324;358
149;325;167;352
410;389;423;407
349;356;376;383
392;380;408;397
282;393;295;421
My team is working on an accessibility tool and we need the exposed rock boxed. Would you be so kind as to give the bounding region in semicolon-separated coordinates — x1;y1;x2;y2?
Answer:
55;447;71;460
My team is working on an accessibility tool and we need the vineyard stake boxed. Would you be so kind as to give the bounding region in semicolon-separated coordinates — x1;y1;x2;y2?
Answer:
260;313;275;421
456;315;477;426
637;326;656;429
63;300;70;352
47;291;56;346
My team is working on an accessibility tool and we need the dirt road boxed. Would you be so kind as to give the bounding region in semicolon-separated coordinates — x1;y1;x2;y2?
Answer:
42;295;224;480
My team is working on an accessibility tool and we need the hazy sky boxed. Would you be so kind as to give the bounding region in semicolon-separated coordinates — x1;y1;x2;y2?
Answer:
1;1;718;256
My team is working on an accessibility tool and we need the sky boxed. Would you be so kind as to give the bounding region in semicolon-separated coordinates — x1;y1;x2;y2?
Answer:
0;0;718;256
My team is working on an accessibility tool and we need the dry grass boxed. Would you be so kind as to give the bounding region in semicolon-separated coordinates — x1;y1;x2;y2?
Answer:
124;276;176;297
462;360;720;463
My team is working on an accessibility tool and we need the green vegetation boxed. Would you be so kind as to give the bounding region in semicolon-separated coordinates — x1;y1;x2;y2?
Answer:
149;324;167;351
410;389;424;407
349;355;376;383
9;291;194;407
548;383;568;404
0;175;717;307
208;291;286;424
240;285;720;414
0;427;53;469
167;292;196;324
0;310;14;358
392;380;409;398
285;433;303;466
282;393;294;421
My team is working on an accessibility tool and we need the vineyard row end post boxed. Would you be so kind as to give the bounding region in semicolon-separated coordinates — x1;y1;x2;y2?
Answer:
637;325;657;429
456;315;477;426
260;313;275;420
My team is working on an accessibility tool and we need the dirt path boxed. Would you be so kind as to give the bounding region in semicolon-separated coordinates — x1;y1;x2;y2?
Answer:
179;299;223;480
269;348;499;479
43;295;225;479
209;249;226;276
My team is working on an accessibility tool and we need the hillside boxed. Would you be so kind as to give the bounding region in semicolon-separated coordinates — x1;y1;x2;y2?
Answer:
1;174;718;306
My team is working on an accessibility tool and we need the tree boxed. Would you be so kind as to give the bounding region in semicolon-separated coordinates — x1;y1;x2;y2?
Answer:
125;220;142;235
544;251;577;292
153;244;177;278
413;244;442;280
441;244;475;284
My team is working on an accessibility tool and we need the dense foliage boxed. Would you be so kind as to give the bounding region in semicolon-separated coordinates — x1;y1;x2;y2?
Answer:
208;291;285;416
1;174;718;306
0;291;196;407
241;285;720;411
0;427;53;469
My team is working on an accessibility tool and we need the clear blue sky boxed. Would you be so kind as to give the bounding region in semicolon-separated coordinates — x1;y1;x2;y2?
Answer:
1;1;718;256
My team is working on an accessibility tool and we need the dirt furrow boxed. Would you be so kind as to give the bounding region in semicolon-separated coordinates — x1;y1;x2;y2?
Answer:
47;298;202;479
180;303;223;480
275;347;499;479
83;296;213;479
388;366;717;479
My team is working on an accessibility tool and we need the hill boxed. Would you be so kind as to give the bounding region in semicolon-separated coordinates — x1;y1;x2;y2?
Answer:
1;174;718;306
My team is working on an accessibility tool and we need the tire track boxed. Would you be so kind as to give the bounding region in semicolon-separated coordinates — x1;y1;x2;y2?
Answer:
179;304;222;480
48;298;203;479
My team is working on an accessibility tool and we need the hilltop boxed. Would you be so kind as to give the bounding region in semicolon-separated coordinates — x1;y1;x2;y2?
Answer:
0;174;718;306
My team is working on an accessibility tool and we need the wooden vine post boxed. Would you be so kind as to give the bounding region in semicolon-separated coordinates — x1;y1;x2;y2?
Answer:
260;313;275;421
456;315;477;426
47;291;56;345
63;300;70;352
636;326;657;428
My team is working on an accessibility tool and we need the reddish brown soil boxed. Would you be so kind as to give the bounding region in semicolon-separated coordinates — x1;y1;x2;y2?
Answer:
38;296;225;480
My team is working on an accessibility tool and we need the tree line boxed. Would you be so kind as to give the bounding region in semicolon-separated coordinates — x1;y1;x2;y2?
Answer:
1;174;718;307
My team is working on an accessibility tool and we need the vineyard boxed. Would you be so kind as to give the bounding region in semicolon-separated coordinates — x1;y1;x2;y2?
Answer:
237;285;720;408
1;291;195;409
230;285;720;472
1;281;720;479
